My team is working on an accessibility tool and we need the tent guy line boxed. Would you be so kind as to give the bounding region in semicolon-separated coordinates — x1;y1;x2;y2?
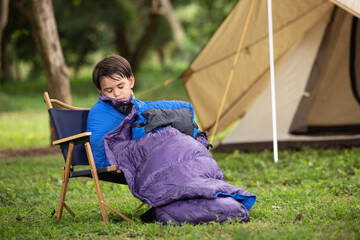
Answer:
203;49;291;134
209;0;256;145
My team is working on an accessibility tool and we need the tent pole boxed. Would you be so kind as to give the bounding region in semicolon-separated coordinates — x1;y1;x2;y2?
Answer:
267;0;279;163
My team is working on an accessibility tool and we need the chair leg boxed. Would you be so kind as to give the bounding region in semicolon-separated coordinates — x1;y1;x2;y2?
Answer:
57;142;75;220
84;142;110;222
63;202;76;218
136;202;145;211
103;201;130;221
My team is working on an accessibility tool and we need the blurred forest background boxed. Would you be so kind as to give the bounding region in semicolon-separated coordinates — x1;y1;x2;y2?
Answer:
0;0;237;149
0;0;237;100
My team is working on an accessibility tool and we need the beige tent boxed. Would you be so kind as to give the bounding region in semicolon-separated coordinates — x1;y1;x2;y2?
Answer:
182;0;360;150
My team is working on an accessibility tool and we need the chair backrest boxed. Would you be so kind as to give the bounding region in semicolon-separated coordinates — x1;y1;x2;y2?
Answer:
48;108;89;139
49;108;90;166
44;92;90;166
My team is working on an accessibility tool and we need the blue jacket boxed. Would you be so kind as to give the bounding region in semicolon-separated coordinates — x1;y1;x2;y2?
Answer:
87;97;201;168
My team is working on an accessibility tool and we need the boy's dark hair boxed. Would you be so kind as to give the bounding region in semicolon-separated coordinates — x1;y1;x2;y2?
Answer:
92;55;133;89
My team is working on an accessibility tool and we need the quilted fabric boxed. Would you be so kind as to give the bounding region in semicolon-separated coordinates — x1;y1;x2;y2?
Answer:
104;103;256;224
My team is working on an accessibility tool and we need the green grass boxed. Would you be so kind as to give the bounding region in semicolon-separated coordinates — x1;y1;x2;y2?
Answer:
0;111;50;150
0;148;359;239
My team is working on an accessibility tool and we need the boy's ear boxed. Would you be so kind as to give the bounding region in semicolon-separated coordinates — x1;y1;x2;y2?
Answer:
97;88;102;94
130;76;135;88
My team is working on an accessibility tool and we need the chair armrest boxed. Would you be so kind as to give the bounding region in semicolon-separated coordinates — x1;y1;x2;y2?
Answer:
53;132;92;145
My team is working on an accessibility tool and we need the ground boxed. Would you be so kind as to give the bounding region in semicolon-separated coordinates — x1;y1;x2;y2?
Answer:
0;146;61;160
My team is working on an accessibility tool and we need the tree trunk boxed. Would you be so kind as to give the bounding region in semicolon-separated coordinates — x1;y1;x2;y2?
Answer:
152;0;184;48
115;25;131;60
17;0;72;142
1;32;11;81
24;0;72;104
0;0;9;80
113;12;160;73
113;0;184;72
130;13;160;72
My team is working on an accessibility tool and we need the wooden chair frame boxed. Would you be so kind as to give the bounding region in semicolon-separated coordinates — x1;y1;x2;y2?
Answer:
44;92;144;223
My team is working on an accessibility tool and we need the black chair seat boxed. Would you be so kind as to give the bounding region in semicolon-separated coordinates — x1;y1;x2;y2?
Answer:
71;166;127;184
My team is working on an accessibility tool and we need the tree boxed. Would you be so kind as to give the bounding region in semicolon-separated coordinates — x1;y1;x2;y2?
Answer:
52;0;105;76
14;0;72;142
15;0;72;105
95;0;160;73
154;0;184;47
0;0;9;80
92;0;185;73
2;3;42;82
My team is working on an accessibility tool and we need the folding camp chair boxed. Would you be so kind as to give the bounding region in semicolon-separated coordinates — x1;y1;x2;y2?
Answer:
44;92;143;222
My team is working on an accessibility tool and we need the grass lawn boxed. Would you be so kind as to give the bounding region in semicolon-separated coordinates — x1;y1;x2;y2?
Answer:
0;148;359;239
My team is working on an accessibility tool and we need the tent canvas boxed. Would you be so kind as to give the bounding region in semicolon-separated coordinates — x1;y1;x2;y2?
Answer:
182;0;360;150
330;0;360;18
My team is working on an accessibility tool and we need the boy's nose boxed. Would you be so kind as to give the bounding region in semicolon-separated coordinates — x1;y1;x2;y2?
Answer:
114;89;121;97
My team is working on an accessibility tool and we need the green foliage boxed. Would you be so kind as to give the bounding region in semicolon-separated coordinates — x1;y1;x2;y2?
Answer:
3;0;237;82
175;0;238;56
0;148;359;239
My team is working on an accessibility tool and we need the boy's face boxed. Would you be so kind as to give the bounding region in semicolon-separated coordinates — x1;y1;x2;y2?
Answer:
97;74;135;101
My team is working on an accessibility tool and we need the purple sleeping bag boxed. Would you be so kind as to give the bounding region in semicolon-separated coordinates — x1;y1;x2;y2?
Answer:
104;105;256;224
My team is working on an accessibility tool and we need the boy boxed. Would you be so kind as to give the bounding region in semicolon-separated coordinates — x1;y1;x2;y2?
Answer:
87;55;135;167
87;55;255;225
87;55;207;167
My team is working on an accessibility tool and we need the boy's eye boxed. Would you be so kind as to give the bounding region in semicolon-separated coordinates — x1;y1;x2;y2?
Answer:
106;89;112;93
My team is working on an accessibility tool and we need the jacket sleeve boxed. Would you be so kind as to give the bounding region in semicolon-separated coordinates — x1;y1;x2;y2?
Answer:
86;100;126;167
132;99;205;142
